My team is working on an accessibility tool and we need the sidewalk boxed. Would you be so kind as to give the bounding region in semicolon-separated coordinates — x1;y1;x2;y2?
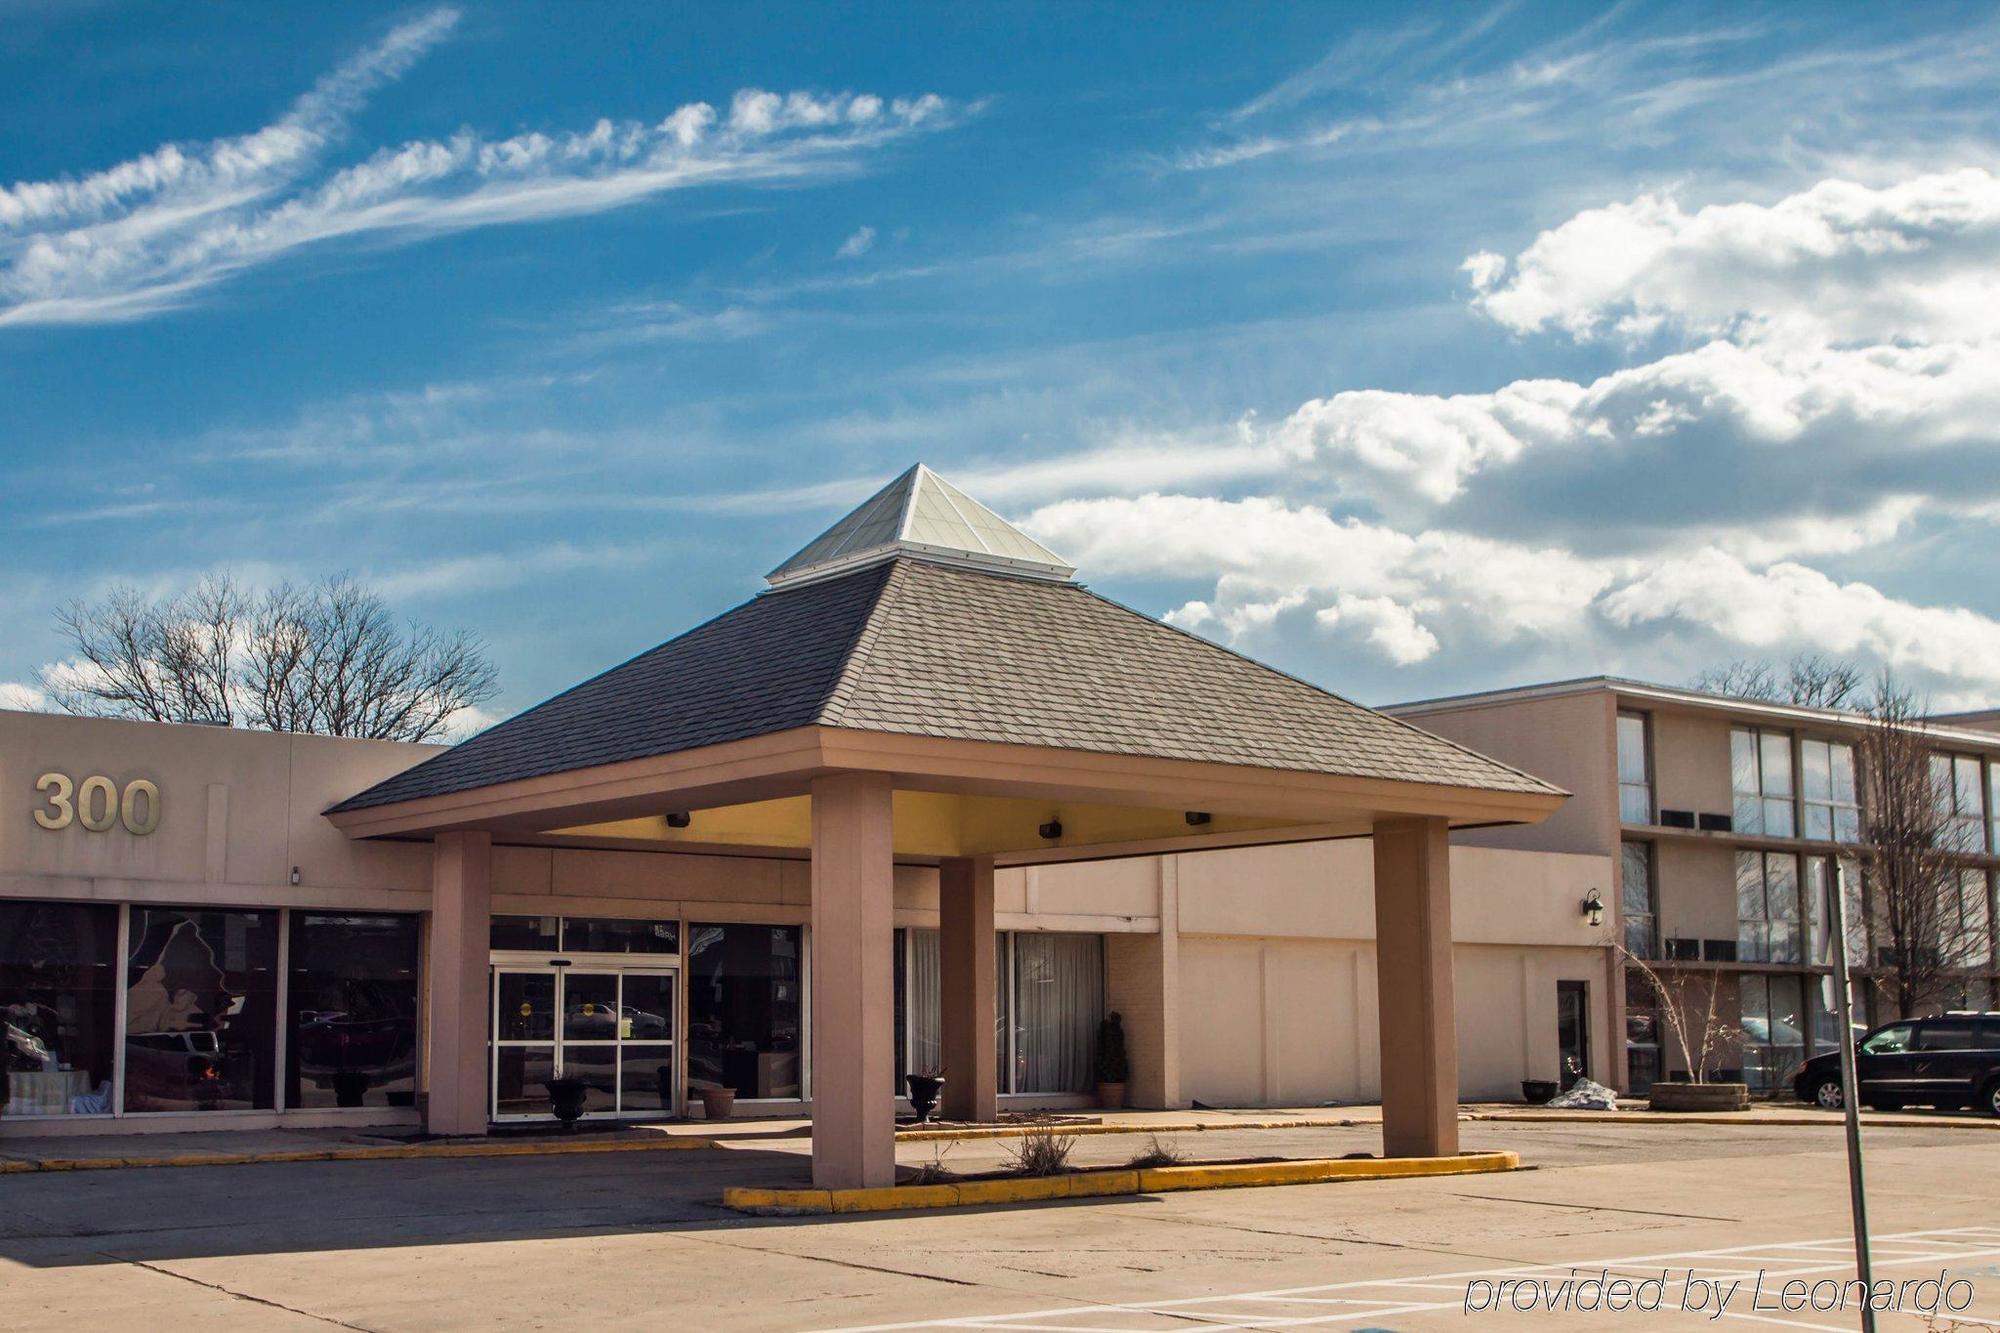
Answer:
2;1099;1989;1172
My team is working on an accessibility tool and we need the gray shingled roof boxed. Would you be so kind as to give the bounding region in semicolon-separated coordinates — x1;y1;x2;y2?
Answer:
332;559;1558;813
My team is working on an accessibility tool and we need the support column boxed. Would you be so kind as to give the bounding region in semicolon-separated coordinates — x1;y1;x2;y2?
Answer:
938;856;998;1123
427;830;491;1137
1372;816;1458;1158
810;772;896;1188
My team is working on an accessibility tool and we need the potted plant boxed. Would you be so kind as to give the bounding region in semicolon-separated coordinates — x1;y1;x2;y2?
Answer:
1619;946;1750;1112
699;1084;736;1120
1520;1079;1559;1104
905;1068;946;1122
546;1076;589;1129
1094;1012;1129;1109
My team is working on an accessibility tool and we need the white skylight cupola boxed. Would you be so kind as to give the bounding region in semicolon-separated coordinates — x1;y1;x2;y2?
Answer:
765;463;1075;589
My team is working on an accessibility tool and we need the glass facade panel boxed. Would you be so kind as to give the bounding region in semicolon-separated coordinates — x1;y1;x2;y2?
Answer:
1961;871;1993;969
561;918;679;955
562;972;619;1041
1736;852;1802;964
560;1044;617;1114
1624;971;1660;1094
286;914;419;1109
1008;933;1103;1094
496;972;556;1041
124;907;279;1112
490;915;559;952
2;900;119;1117
1617;713;1651;824
494;1046;555;1117
619;1046;676;1111
620;973;674;1041
687;924;802;1099
1731;729;1761;832
1736;852;1769;963
1801;740;1860;843
1620;842;1655;958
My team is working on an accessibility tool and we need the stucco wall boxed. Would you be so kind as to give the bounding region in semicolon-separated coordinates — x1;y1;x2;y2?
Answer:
1390;691;1616;858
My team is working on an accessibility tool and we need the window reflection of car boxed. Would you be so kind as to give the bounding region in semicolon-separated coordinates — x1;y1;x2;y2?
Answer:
1739;1016;1805;1046
562;1002;668;1040
294;1010;414;1072
123;1029;227;1109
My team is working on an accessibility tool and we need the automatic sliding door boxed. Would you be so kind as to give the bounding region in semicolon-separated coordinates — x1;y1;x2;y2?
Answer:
492;969;556;1120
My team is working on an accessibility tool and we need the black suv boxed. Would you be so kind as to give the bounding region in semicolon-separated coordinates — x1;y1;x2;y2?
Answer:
1793;1012;2000;1116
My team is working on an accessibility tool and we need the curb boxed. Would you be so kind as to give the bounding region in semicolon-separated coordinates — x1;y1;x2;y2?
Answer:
0;1134;718;1173
1467;1111;2000;1129
723;1149;1522;1215
895;1116;1368;1142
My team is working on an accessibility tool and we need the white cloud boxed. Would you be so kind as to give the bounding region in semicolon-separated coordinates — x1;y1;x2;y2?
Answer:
0;19;957;326
1025;492;2000;693
837;225;877;258
0;681;48;712
1470;169;2000;345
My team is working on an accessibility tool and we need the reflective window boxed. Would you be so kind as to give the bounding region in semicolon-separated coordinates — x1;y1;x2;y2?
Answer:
1620;842;1656;958
687;924;802;1099
1;901;119;1117
1861;1024;1912;1054
1733;727;1796;836
562;918;679;954
1800;739;1860;842
1738;974;1805;1093
287;914;419;1110
1617;713;1651;824
490;915;559;952
124;907;279;1112
1933;754;1988;853
1624;971;1660;1094
1959;870;1993;969
1737;851;1802;963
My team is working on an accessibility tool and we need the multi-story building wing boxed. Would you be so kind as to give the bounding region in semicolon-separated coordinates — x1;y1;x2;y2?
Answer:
1389;678;2000;1094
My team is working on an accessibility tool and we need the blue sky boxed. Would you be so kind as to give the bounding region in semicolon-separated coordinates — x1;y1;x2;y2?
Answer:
7;2;2000;727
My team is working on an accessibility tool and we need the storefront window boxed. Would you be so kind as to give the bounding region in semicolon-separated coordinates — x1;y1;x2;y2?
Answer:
124;907;279;1112
2;900;119;1117
286;914;420;1109
1006;933;1103;1094
687;923;802;1099
562;917;679;954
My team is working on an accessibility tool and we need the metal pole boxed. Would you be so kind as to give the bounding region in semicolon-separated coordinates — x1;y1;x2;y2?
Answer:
1828;860;1875;1331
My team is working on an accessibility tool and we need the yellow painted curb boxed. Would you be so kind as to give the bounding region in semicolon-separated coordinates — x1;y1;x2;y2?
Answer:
1469;1111;2000;1129
723;1150;1520;1215
896;1116;1368;1142
2;1135;718;1173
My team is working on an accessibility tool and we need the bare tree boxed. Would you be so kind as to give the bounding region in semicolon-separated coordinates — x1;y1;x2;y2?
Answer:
42;574;496;743
1617;943;1731;1083
1691;652;1866;710
1856;676;1988;1018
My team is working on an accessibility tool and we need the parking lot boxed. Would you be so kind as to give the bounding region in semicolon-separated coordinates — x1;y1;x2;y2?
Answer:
2;1118;1996;1331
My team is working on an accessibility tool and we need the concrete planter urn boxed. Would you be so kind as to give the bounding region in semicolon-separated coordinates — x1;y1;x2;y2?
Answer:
905;1073;945;1122
1647;1082;1750;1112
1095;1081;1126;1110
1520;1079;1559;1105
332;1070;371;1108
700;1086;737;1120
546;1077;589;1128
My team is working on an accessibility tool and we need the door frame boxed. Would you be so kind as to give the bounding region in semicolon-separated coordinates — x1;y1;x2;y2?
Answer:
489;952;682;1124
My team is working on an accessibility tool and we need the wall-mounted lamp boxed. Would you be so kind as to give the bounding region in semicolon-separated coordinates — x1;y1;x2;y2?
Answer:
665;812;691;829
1184;811;1212;826
289;866;301;886
1580;888;1604;928
1038;819;1064;840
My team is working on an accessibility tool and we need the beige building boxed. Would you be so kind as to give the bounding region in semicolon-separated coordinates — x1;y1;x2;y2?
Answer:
2;466;1611;1181
1390;678;2000;1093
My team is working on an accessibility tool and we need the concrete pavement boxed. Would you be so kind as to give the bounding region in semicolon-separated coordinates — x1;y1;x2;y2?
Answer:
1;1118;1996;1330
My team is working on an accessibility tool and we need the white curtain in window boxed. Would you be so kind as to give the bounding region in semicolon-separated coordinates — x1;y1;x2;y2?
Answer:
1011;933;1102;1093
909;928;942;1074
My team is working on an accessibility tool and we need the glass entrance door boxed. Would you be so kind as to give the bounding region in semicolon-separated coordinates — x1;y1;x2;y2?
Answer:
491;966;676;1122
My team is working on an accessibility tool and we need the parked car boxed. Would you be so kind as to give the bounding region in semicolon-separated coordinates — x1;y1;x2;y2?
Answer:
1793;1012;2000;1115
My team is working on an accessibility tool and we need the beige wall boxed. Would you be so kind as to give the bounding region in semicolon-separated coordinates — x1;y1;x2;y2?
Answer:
1649;709;1734;819
1392;692;1616;858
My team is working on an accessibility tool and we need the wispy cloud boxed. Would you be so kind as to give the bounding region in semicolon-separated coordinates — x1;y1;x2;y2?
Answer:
0;13;957;327
836;224;877;258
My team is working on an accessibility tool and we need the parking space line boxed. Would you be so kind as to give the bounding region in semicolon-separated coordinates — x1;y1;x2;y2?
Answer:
822;1228;2000;1331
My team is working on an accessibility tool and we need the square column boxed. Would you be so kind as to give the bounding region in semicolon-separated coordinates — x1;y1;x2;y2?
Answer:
427;830;492;1137
810;772;897;1188
938;856;998;1123
1372;816;1458;1157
